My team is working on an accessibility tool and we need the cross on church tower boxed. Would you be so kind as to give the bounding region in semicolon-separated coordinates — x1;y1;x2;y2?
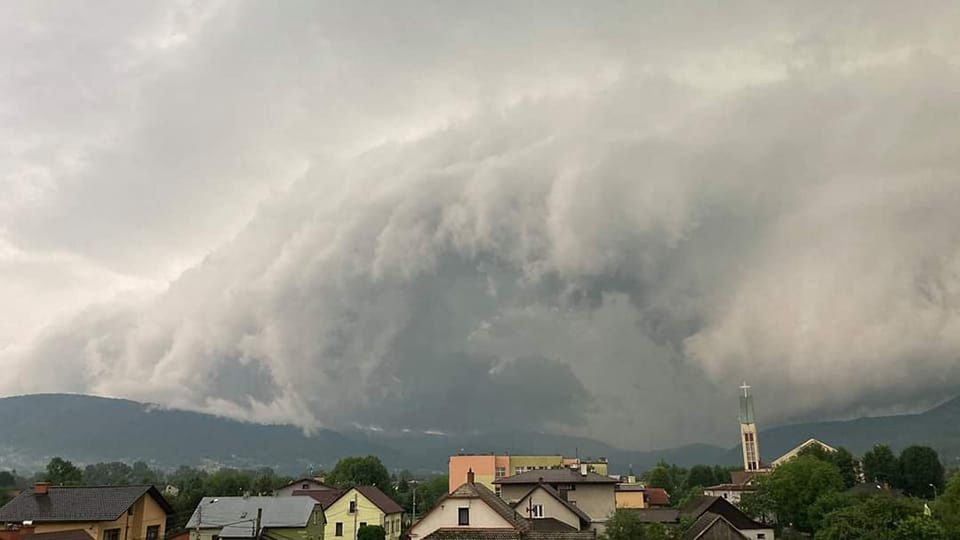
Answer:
738;381;762;471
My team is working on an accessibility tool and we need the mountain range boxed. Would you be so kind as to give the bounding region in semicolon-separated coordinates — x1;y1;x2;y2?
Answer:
0;393;957;475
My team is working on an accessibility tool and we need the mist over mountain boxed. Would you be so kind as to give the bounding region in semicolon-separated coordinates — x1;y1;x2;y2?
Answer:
1;394;956;475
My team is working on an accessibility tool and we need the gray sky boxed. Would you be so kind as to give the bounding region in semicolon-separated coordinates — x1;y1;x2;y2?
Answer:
2;1;960;450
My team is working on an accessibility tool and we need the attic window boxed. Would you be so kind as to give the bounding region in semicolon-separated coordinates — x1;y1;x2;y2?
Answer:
302;483;309;489
458;508;470;526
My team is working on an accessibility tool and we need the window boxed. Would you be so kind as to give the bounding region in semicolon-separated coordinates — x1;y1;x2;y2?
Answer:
757;535;766;540
302;483;310;489
494;485;502;497
495;467;506;478
531;505;543;518
349;500;357;513
103;529;120;540
360;523;367;529
335;523;343;537
146;526;160;540
458;508;470;526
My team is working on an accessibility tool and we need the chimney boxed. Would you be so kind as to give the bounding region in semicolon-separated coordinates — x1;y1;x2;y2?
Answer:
467;469;475;484
34;482;50;495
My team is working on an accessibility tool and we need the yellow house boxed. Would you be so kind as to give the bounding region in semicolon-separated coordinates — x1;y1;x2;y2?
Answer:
0;484;171;540
307;487;403;540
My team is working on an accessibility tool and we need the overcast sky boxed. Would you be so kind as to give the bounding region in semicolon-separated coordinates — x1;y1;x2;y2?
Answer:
2;1;960;450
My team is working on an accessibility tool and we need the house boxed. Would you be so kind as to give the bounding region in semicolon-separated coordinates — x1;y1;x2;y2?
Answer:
276;480;334;498
448;456;608;494
680;497;773;540
493;468;616;533
407;473;594;540
0;483;171;540
295;487;403;540
186;496;324;540
683;513;749;540
702;472;762;505
770;439;837;468
614;485;669;509
509;484;592;532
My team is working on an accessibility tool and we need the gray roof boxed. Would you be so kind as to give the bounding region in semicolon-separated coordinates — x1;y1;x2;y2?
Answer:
186;497;318;537
493;470;617;485
624;508;680;523
0;485;171;523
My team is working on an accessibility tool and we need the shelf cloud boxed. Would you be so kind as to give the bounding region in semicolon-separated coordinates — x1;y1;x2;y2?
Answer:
2;1;960;449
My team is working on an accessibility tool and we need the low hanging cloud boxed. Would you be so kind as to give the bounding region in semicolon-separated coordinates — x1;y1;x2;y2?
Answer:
2;2;960;449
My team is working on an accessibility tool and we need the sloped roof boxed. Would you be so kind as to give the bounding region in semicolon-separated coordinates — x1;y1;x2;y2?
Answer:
278;478;333;491
22;530;93;540
643;488;670;506
510;484;591;527
524;532;595;540
292;490;343;509
424;529;520;540
623;508;679;523
680;497;764;531
683;512;748;540
493;470;617;485
527;518;575;532
0;485;171;523
185;496;318;536
352;486;404;515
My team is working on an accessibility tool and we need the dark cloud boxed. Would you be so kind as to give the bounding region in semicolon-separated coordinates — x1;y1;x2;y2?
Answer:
3;2;960;449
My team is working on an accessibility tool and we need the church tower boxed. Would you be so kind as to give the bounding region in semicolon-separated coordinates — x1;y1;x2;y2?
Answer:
739;382;762;471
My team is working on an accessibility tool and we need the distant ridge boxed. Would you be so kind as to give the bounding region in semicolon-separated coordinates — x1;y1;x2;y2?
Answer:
0;393;956;474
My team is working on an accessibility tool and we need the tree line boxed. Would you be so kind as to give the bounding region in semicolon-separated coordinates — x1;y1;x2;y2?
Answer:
0;456;448;533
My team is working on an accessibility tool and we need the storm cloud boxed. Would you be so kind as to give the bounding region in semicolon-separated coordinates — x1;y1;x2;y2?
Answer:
2;1;960;449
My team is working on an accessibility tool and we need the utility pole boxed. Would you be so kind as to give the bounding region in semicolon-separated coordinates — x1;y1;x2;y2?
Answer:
255;508;262;540
410;480;419;523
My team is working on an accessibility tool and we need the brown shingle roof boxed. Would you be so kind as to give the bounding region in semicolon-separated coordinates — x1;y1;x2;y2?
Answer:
353;486;404;515
292;489;344;509
0;485;171;523
22;530;93;540
424;529;520;540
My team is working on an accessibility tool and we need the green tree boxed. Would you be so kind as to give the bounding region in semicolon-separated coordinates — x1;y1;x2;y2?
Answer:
43;457;83;486
0;471;16;487
898;446;944;499
602;510;645;540
935;471;960;536
891;515;946;540
643;460;687;501
862;444;900;486
763;455;844;532
685;465;718;490
357;525;386;540
412;476;448;516
326;456;391;490
83;462;133;485
738;475;776;524
831;448;859;489
815;495;922;539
